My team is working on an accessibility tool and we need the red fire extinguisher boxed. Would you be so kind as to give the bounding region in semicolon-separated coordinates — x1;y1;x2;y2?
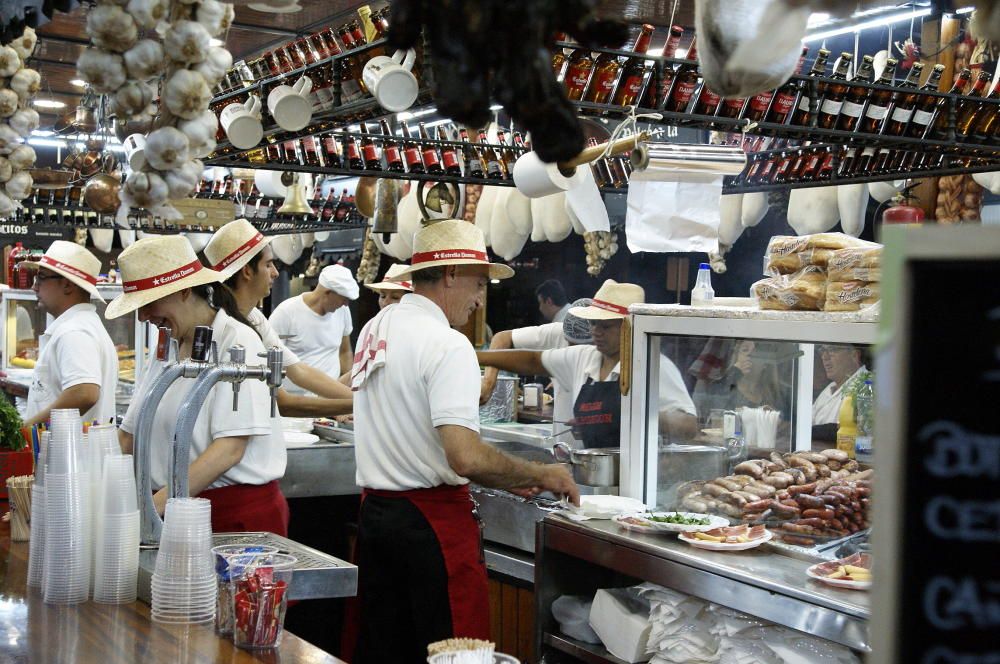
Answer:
881;187;925;225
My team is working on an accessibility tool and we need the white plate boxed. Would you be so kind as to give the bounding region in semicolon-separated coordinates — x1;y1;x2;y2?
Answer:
283;432;319;448
806;563;872;590
612;513;661;534
645;512;731;534
679;528;773;551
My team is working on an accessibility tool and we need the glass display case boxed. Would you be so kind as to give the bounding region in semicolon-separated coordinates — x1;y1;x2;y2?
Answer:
621;304;878;510
1;285;151;399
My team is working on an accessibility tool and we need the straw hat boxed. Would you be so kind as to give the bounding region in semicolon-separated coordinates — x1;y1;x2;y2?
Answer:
569;280;645;320
203;218;272;279
23;240;106;302
394;219;514;280
105;235;223;319
365;263;414;293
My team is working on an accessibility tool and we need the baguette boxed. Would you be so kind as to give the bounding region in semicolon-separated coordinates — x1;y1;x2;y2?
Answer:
825;280;880;312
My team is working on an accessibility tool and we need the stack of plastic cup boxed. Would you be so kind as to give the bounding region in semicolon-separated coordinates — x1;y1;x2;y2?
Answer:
26;431;50;588
93;455;140;604
86;424;122;593
43;411;90;604
151;497;216;624
211;544;279;635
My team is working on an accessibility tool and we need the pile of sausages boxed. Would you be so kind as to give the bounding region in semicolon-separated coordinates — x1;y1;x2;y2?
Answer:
677;450;873;547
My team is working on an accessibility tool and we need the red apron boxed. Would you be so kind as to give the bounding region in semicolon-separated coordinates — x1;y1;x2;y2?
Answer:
197;480;290;536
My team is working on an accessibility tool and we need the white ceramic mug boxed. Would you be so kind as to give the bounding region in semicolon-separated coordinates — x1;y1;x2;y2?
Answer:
362;48;418;112
268;75;313;131
220;95;263;150
122;133;147;171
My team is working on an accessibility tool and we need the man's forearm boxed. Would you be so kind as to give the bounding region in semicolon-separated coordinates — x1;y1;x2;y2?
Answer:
659;410;699;442
277;389;353;417
286;362;353;399
462;441;547;490
484;330;515;383
476;349;548;377
23;383;100;427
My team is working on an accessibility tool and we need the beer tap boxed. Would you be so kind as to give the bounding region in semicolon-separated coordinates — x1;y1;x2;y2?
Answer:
135;325;217;546
169;346;285;500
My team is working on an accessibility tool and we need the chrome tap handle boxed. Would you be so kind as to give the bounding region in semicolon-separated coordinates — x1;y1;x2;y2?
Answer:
192;325;213;362
229;345;246;411
155;326;171;362
258;347;285;417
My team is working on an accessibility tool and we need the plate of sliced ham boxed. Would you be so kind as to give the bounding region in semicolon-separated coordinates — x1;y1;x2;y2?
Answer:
678;524;772;551
806;552;872;590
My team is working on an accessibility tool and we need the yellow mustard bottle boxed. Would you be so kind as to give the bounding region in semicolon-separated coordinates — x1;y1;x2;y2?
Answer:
836;392;857;459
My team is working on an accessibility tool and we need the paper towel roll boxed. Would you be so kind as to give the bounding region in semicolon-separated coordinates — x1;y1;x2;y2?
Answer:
513;151;588;198
255;170;314;198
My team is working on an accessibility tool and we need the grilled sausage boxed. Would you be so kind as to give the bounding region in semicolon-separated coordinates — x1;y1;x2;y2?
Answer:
821;449;849;462
734;461;765;479
802;508;835;520
795;494;826;509
788;482;818;495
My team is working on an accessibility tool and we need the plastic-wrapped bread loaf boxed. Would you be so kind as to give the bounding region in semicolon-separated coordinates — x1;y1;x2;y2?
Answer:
825;280;881;311
751;266;827;311
826;246;883;282
765;248;836;275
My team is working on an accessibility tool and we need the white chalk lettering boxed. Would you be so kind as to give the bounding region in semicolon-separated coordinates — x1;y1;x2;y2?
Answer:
923;576;1000;631
923;646;1000;664
925;496;1000;543
920;421;1000;480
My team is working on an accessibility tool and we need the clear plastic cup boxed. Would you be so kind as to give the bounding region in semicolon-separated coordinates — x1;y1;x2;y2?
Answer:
211;545;280;634
231;553;296;649
26;484;46;587
101;456;138;515
93;508;139;604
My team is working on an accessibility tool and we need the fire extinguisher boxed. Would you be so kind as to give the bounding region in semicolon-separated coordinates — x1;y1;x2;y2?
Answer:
880;186;925;225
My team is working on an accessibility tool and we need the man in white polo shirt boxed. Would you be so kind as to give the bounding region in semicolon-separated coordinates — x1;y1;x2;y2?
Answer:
269;264;357;389
349;220;577;663
24;241;118;426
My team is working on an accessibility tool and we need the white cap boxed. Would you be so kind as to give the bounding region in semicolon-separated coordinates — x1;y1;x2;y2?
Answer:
318;264;359;300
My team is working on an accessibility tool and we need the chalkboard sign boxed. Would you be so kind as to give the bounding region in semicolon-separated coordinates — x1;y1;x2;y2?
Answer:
887;255;1000;663
0;223;74;247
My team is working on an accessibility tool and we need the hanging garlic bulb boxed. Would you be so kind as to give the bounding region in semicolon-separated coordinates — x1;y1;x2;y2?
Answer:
163;20;212;65
78;48;128;93
164;159;203;199
144;126;191;171
114;79;155;117
8;108;39;138
8;145;36;170
5;170;33;202
0;125;20;154
0;47;20;78
10;68;41;100
178;111;218;158
195;0;235;37
163;69;212;119
86;5;139;53
126;0;169;30
124;170;169;208
0;192;15;217
0;89;19;118
0;157;12;183
10;27;37;61
194;46;232;87
123;39;165;81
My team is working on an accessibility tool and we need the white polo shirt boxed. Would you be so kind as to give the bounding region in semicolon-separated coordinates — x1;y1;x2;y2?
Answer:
354;293;481;491
813;366;868;425
247;307;301;367
541;345;696;441
510;322;574;442
268;295;352;388
26;303;118;425
121;309;285;490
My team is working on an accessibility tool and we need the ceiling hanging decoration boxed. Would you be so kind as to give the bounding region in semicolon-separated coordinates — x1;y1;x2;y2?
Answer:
0;26;41;219
76;0;235;225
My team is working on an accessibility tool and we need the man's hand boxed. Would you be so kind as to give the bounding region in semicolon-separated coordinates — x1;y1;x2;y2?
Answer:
479;374;497;405
537;464;580;506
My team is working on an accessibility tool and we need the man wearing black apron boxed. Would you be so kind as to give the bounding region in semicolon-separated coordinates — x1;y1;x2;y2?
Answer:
349;220;579;663
478;280;698;449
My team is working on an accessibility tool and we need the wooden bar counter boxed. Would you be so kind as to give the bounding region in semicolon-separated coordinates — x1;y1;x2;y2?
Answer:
0;522;348;664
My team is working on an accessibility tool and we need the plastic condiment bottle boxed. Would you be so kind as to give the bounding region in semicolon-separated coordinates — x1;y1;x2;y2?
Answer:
836;392;857;459
691;263;715;307
853;379;875;463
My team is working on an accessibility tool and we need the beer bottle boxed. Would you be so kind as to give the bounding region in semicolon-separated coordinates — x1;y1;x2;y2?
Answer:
836;55;876;131
496;128;517;178
440;126;462;175
586;23;654;105
320;190;336;221
380;119;404;172
791;49;831;126
905;64;946;138
478;129;504;179
419;122;443;174
971;81;1000;140
640;25;683;109
322;133;341;165
360;123;382;170
460;128;485;178
857;57;898;134
882;62;924;136
815;53;853;129
401;122;424;173
563;44;596;101
551;32;570;79
926;68;973;139
343;131;365;170
302;136;322;167
665;38;699;113
956;72;995;138
612;24;655;106
746;46;808;123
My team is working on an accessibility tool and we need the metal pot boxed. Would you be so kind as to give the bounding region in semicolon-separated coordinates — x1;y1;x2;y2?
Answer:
552;443;620;487
83;171;122;214
657;444;729;508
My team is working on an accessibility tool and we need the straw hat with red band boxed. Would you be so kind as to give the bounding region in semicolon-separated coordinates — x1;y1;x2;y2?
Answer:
22;240;106;302
569;279;645;320
203;218;272;279
393;219;514;280
105;235;223;319
365;263;414;293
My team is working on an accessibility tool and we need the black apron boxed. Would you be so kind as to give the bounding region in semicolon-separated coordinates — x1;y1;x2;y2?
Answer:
572;377;621;448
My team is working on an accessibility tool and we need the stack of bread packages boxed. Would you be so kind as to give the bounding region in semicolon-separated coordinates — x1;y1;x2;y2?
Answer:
751;233;881;312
